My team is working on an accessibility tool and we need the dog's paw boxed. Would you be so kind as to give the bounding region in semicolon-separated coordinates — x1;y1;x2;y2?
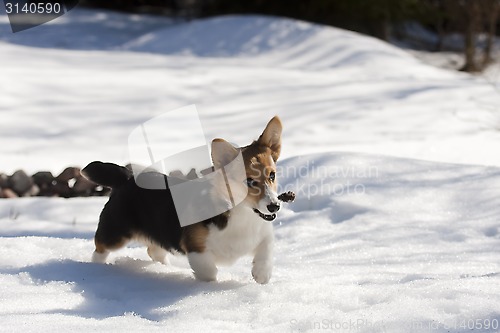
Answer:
193;269;217;282
252;261;272;284
91;250;109;263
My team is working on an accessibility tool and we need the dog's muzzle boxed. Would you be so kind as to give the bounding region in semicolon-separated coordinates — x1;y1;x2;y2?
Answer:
253;191;296;222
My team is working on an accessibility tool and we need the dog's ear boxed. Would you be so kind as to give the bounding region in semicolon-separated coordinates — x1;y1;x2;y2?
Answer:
211;138;239;169
258;116;282;161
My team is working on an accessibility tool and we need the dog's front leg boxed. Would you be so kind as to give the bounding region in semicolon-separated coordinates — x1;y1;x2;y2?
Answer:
188;251;218;282
252;234;274;284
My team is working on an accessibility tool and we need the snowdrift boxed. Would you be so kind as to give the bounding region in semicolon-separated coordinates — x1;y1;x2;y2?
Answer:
1;9;500;174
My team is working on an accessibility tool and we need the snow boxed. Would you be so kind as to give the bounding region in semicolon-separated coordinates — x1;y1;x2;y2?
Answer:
1;7;500;333
2;9;500;173
1;155;500;332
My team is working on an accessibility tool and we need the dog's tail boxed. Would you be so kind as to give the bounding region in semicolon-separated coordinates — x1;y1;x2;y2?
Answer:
81;161;132;188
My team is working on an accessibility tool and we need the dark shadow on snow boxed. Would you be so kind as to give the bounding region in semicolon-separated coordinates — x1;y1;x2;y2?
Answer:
0;258;245;321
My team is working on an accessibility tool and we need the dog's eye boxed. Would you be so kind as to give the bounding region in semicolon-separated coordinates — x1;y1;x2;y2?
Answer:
246;178;258;187
269;171;276;182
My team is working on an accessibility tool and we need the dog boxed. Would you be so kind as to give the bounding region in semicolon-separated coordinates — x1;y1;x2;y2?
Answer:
82;116;283;284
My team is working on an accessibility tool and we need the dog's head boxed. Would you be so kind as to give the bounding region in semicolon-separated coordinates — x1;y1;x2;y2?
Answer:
211;116;282;221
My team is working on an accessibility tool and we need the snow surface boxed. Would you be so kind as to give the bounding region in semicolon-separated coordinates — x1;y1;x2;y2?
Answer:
1;8;500;333
2;9;500;173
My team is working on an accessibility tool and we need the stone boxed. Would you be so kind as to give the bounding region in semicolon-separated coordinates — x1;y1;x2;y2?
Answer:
186;168;199;180
32;171;55;187
72;175;96;196
8;170;34;196
200;166;214;175
23;184;40;197
169;170;186;179
52;181;72;198
32;171;56;196
56;167;80;182
0;188;18;198
0;173;8;188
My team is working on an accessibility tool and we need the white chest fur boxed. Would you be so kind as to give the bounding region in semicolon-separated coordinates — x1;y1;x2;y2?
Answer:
205;204;274;265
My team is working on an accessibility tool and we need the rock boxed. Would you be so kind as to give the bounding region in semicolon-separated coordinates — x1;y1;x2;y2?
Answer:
56;167;80;183
52;181;72;198
8;170;34;196
126;163;153;174
0;166;117;198
0;188;18;198
200;167;214;175
72;176;96;196
169;170;186;179
32;171;56;196
186;168;199;180
23;184;40;197
32;171;55;187
0;173;8;188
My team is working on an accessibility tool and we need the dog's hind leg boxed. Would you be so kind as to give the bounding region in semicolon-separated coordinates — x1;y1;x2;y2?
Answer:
147;244;169;264
91;229;129;263
92;239;111;263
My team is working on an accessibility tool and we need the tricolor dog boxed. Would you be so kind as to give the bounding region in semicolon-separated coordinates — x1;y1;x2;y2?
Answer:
82;116;289;284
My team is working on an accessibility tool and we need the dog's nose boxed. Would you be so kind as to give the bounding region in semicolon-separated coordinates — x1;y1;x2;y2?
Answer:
267;203;280;213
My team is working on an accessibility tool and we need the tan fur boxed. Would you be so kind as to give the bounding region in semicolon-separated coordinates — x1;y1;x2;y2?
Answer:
211;138;240;170
94;237;127;253
257;116;282;162
241;145;278;206
181;223;209;253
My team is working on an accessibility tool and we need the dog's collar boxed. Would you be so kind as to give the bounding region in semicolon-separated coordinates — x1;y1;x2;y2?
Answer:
253;209;276;221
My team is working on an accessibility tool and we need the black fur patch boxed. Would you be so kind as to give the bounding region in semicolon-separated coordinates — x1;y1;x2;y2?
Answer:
89;163;229;254
203;211;229;230
82;161;132;188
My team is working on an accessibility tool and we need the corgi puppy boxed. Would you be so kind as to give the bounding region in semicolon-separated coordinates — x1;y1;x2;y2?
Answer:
82;116;283;284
